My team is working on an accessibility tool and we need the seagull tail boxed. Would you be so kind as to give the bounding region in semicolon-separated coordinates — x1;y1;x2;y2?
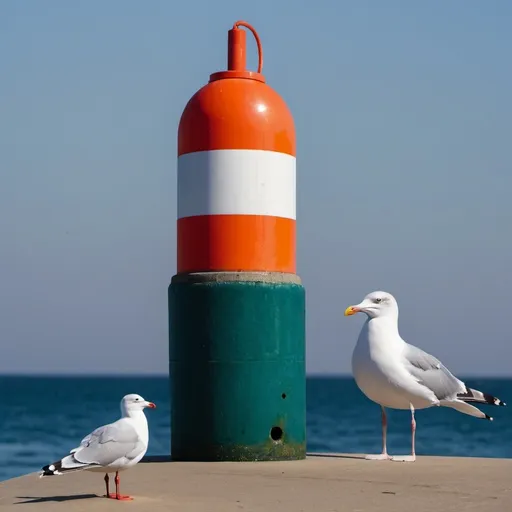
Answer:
39;455;94;478
456;387;506;407
440;399;493;421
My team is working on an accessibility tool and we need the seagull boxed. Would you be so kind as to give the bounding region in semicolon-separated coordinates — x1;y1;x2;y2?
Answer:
40;393;156;500
345;291;506;462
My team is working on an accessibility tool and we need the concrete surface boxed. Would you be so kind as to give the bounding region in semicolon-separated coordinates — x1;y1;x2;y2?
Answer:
1;454;511;511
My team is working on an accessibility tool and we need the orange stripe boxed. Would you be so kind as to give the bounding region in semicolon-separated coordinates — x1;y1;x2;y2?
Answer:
178;78;295;157
177;215;295;273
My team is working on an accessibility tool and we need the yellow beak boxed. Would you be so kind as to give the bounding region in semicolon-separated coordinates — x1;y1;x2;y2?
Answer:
344;306;360;316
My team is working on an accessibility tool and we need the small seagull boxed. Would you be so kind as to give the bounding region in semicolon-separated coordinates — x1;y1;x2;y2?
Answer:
40;394;156;500
345;291;506;462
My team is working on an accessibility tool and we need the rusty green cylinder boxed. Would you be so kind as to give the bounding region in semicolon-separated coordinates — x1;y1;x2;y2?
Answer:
168;273;306;461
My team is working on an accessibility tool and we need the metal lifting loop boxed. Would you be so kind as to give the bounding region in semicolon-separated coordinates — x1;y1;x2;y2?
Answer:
233;21;263;73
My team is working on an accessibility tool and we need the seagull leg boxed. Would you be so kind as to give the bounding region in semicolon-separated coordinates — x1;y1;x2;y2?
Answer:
391;404;417;462
109;471;133;501
103;473;110;498
105;472;123;500
365;406;391;460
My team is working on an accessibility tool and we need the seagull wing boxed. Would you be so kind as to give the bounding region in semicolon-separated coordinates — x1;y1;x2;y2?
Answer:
403;343;466;401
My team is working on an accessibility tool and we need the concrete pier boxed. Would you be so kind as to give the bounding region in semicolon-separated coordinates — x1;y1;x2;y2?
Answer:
1;454;511;511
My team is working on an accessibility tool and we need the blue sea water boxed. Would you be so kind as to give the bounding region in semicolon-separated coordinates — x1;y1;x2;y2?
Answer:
1;376;511;482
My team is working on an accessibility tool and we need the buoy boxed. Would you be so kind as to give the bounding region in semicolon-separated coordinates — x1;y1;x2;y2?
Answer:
169;21;306;462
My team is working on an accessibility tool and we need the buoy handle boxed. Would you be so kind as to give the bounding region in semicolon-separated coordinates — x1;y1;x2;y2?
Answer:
230;21;263;74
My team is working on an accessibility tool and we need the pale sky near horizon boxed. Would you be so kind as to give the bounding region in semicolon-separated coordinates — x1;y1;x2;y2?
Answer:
1;1;511;376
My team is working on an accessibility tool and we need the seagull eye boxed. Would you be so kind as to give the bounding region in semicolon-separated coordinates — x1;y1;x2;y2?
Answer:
374;298;382;304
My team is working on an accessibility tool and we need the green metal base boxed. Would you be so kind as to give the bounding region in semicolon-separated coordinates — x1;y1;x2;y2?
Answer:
168;272;306;461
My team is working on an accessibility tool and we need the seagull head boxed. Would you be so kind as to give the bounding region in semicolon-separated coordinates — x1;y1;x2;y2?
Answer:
344;291;399;320
121;394;156;416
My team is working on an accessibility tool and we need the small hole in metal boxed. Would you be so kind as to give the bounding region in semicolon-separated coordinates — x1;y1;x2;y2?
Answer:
281;393;287;399
270;426;283;442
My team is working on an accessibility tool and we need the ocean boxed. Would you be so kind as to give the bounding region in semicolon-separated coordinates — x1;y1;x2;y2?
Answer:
1;376;511;482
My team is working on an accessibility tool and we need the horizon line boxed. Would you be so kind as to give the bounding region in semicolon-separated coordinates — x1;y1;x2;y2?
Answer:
0;372;511;379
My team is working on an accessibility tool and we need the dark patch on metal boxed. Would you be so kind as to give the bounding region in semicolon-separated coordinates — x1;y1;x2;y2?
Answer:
171;440;306;462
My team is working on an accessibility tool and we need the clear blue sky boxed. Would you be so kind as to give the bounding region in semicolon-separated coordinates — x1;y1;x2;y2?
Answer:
1;1;511;376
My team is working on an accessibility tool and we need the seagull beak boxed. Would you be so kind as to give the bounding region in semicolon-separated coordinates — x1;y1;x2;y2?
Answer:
146;402;156;409
344;305;360;316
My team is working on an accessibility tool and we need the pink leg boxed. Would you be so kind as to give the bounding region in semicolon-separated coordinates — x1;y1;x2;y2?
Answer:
365;406;391;460
105;471;133;500
411;406;416;456
382;406;388;454
390;404;417;462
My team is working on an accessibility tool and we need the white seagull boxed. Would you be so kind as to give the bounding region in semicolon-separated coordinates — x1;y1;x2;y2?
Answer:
345;291;506;462
40;393;156;500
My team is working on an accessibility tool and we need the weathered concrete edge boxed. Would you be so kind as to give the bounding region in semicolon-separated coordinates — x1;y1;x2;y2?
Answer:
2;452;512;486
171;271;302;285
140;452;511;464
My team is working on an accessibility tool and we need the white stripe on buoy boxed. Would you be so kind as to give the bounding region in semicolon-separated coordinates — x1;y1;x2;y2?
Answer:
178;149;296;219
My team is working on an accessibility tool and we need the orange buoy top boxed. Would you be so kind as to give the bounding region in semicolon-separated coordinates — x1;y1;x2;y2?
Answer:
177;21;297;274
